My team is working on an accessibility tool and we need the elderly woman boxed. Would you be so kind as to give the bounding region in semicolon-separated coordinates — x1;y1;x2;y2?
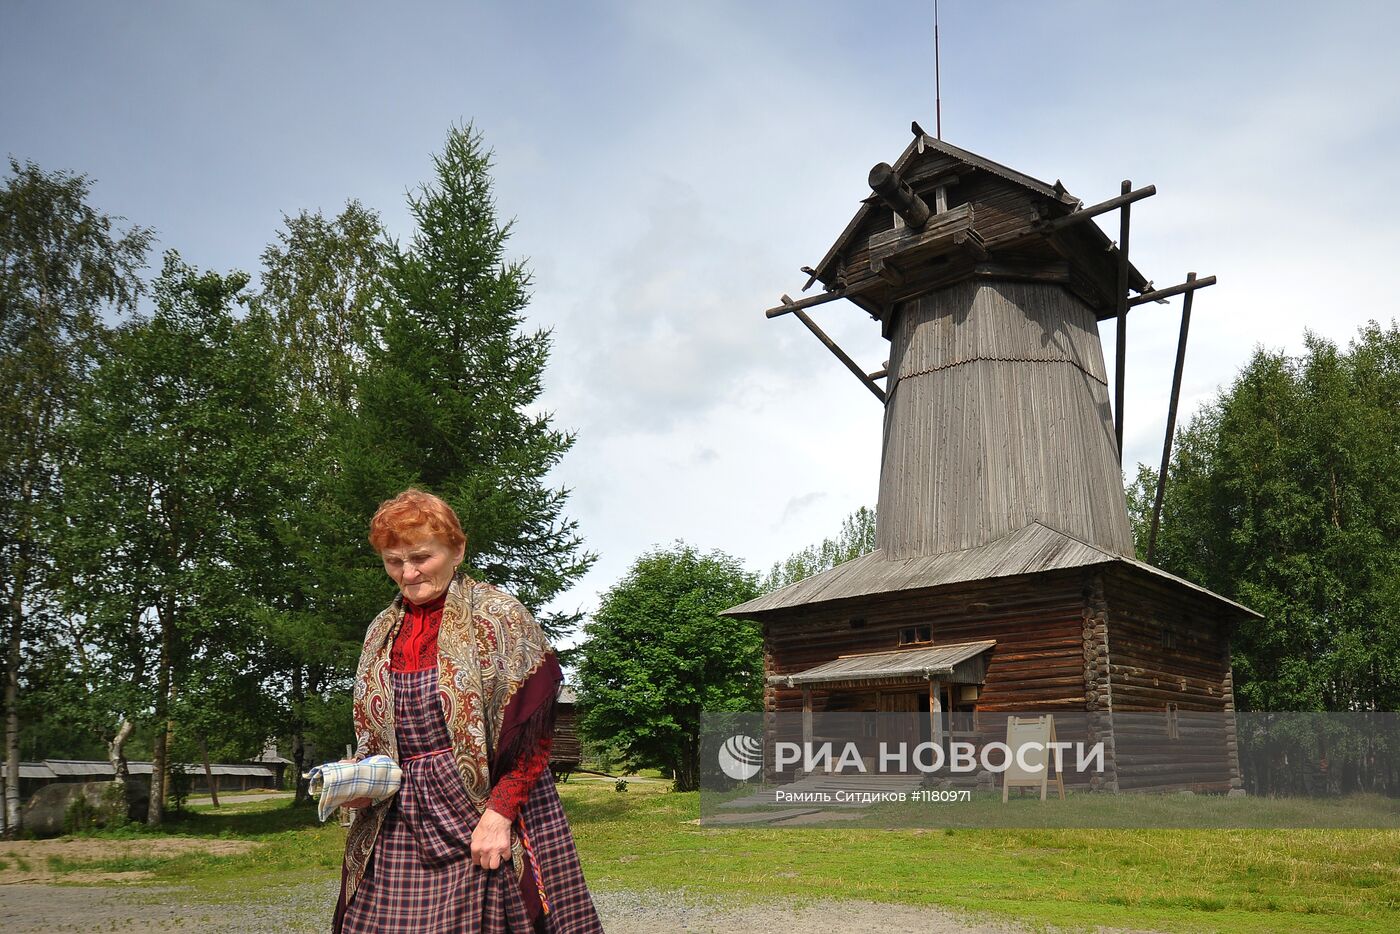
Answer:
332;489;603;933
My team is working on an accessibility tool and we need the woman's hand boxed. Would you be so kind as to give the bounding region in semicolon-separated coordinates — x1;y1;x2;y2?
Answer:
471;807;513;870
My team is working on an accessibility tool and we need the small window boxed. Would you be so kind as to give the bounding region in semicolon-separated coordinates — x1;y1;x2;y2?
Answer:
898;625;933;646
1161;627;1178;651
848;617;867;630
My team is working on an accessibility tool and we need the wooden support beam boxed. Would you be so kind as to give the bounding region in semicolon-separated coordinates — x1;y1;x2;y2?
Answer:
1114;180;1131;460
791;306;888;403
1040;184;1157;232
867;367;888;380
928;679;944;751
1127;275;1218;307
802;687;813;754
1148;273;1196;563
764;289;848;319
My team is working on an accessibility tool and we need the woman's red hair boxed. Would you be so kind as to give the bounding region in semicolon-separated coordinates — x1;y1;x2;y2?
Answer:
368;488;467;554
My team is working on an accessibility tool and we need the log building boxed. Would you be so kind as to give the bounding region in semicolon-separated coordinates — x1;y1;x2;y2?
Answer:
723;132;1256;793
550;685;582;780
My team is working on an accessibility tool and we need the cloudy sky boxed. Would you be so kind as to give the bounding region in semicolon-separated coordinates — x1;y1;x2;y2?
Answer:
5;1;1398;639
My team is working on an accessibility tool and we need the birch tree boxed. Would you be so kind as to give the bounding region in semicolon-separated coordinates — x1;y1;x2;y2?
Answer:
0;160;150;834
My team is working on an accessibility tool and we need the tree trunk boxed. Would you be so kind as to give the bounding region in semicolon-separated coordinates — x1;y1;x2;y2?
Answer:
107;717;134;822
198;733;219;807
4;541;30;838
107;717;134;787
676;739;699;792
147;603;174;826
291;665;308;805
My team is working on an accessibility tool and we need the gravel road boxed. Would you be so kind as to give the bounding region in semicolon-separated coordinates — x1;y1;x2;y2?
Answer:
0;881;1163;933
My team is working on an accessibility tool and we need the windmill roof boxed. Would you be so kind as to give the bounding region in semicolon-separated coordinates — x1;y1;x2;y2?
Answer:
811;134;1148;298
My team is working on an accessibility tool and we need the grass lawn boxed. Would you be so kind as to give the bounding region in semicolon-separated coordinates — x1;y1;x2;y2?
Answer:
35;781;1400;933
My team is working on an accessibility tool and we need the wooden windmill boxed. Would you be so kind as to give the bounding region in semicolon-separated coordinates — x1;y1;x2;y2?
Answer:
723;127;1255;793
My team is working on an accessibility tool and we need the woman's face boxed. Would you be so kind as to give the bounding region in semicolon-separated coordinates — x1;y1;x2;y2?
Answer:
380;533;464;605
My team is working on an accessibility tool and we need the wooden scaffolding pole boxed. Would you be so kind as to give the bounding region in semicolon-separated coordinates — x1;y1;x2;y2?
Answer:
1147;272;1197;563
1114;180;1132;460
791;305;887;403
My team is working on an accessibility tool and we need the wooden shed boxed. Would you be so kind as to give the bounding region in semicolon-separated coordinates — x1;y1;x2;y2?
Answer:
723;132;1257;793
550;685;582;780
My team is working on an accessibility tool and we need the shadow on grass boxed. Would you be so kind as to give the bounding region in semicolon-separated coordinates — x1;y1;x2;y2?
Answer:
558;794;647;822
80;799;325;840
172;801;324;837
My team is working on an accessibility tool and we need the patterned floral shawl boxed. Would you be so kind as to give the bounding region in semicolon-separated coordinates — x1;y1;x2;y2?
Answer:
340;572;554;901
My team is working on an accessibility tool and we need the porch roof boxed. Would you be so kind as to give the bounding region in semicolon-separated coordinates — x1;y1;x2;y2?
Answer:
768;639;996;689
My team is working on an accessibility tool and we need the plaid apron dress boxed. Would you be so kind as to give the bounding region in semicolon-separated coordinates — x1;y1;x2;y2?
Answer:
339;667;537;933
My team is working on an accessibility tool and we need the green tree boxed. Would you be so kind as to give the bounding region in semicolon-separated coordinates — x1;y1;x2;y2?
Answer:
342;124;593;635
761;505;876;592
59;252;292;824
577;544;761;791
0;159;151;834
251;203;390;802
1129;324;1400;712
257;201;385;414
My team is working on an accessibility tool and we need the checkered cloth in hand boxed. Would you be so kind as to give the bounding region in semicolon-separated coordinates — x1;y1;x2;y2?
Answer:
307;755;403;822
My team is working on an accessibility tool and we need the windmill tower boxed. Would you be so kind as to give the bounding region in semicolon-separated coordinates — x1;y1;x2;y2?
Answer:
724;129;1253;793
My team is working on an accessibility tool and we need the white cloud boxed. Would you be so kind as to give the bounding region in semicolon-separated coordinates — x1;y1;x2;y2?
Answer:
10;0;1400;639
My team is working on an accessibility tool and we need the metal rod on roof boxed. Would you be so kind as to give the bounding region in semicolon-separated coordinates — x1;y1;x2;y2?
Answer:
934;0;942;139
1039;185;1157;232
764;289;849;319
791;306;888;403
1114;180;1132;460
1147;273;1196;563
1127;275;1217;307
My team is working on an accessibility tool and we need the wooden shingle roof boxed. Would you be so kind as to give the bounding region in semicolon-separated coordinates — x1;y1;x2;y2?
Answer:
724;520;1258;620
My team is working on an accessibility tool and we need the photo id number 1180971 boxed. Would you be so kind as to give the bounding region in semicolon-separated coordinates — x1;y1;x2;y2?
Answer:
910;789;972;803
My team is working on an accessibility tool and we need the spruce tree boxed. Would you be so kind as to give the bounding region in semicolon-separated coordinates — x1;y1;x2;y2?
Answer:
344;125;593;635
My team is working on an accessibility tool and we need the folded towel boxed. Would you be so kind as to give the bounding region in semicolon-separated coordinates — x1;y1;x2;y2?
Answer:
307;755;403;822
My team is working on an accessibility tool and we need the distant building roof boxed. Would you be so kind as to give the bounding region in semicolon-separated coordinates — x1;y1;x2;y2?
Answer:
255;743;293;764
557;685;578;706
19;759;277;780
724;520;1258;620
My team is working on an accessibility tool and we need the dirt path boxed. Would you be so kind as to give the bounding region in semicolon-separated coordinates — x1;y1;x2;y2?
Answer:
0;839;257;885
0;881;1165;933
186;791;295;807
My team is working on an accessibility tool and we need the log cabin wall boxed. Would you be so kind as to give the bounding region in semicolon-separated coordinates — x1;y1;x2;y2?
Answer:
762;569;1093;719
551;707;582;770
1102;569;1234;712
757;565;1240;791
1083;572;1120;790
1102;567;1239;792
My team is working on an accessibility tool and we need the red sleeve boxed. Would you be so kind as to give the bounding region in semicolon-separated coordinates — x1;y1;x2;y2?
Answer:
486;734;553;822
